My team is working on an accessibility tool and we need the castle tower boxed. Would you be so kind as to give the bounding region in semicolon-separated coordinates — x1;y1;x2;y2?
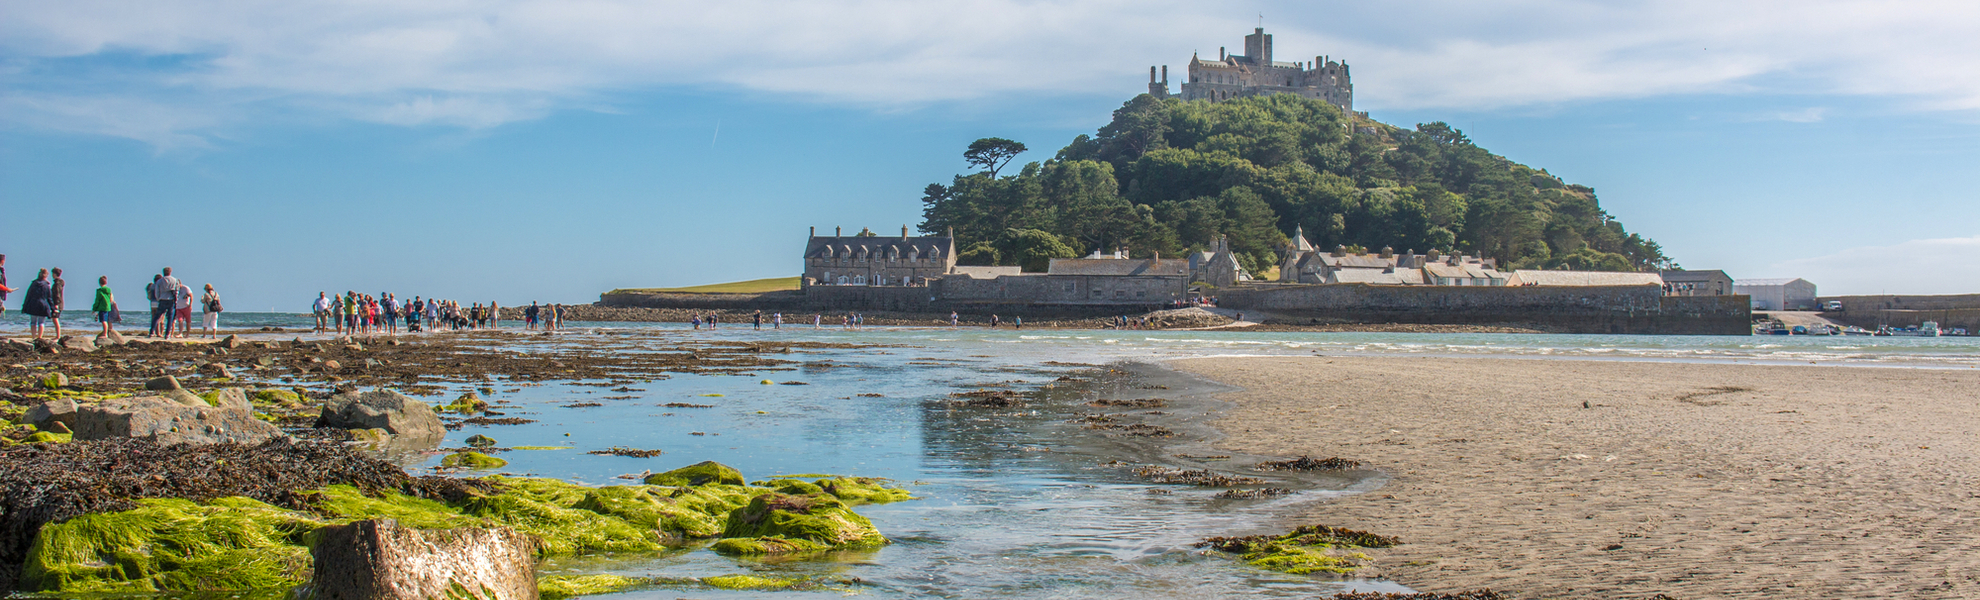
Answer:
1243;27;1271;66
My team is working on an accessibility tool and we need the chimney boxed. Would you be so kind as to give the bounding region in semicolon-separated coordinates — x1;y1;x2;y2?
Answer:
1380;246;1393;259
1220;47;1226;60
809;226;815;238
1150;66;1157;83
1161;65;1168;83
902;225;909;239
835;226;842;237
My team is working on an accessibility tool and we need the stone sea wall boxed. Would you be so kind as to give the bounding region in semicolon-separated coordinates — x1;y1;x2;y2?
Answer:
1219;283;1750;335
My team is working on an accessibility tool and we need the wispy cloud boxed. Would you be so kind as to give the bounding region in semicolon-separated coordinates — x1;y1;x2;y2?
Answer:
3;0;1977;146
1771;235;1980;295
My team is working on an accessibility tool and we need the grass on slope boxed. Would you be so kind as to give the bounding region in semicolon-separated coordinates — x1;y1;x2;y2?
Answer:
607;277;800;295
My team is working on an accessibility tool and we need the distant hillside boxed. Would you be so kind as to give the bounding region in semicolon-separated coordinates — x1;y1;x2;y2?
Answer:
607;277;800;295
920;94;1670;275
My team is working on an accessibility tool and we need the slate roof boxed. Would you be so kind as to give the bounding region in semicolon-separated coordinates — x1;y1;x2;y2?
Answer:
1734;278;1812;287
1424;263;1507;281
1331;269;1423;285
1660;270;1731;283
1046;258;1192;277
1509;270;1662;286
805;235;952;259
951;266;1023;279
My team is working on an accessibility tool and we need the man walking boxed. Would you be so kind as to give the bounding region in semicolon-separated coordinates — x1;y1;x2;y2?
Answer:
313;292;332;333
154;268;182;339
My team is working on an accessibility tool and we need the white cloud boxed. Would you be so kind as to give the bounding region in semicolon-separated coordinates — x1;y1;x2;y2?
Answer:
1770;235;1980;295
2;0;1977;145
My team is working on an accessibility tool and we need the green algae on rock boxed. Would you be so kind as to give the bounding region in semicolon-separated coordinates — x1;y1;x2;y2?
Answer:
20;497;320;593
1195;525;1401;575
644;460;745;487
440;451;507;470
712;493;889;556
539;573;653;599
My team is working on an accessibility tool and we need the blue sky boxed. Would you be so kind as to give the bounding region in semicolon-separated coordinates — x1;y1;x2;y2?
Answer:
3;0;1977;309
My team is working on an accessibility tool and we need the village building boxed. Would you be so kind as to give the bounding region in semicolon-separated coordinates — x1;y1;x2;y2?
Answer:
1735;278;1819;310
1276;226;1503;286
1659;270;1734;296
1146;28;1360;118
802;226;957;287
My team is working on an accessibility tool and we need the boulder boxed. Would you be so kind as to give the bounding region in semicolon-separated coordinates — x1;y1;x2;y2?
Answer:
70;395;286;445
219;334;242;349
144;375;182;391
1;338;33;355
317;389;445;438
206;388;252;412
163;389;210;408
97;329;127;346
56;336;97;354
440;451;507;469
711;493;889;555
302;519;538;600
39;372;69;389
643;461;745;487
19;398;78;431
464;434;498;448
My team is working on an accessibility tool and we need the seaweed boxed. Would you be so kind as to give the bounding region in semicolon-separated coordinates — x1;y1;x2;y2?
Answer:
586;447;664;458
440;451;508;470
1255;456;1364;471
1196;525;1402;575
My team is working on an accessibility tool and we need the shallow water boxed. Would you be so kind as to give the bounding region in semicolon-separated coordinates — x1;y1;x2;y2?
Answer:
9;313;1977;597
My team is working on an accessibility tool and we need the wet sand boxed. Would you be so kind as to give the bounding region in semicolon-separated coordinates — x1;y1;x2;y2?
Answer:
1170;356;1980;599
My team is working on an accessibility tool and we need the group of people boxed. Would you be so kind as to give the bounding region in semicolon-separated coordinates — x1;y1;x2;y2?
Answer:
1;256;226;340
309;294;569;335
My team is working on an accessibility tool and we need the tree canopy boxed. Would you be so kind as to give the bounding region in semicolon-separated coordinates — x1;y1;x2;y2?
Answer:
921;94;1671;275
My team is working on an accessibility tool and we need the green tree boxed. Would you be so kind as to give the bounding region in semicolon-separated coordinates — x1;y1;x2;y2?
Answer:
964;138;1028;179
997;228;1078;272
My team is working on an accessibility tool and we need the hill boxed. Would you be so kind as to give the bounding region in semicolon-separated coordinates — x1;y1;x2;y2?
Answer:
919;94;1670;275
606;277;800;295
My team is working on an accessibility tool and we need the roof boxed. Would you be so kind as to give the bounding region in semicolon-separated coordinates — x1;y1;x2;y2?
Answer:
1425;263;1507;280
950;266;1022;279
1735;278;1813;287
1046;258;1191;277
1509;270;1662;286
1318;254;1399;269
1659;270;1731;283
805;235;952;259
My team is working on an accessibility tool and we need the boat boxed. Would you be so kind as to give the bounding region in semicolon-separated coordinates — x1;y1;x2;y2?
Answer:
1841;326;1874;336
1881;321;1941;337
1790;325;1808;335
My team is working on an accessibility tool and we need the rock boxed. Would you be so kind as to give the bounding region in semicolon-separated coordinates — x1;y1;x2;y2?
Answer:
202;362;234;379
253;388;304;406
440;451;507;469
57;336;97;354
40;372;69;389
20;398;79;431
464;434;498;447
207;388;252;412
144;375;182;391
1;338;33;355
164;389;213;408
257;356;278;367
643;461;745;487
344;343;364;352
71;395;287;445
441;392;488;414
96;329;126;346
711;493;889;555
303;519;538;600
317;389;446;438
219;334;242;349
324;360;342;371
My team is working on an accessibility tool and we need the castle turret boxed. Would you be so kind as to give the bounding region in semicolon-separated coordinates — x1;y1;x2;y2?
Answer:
1244;28;1271;66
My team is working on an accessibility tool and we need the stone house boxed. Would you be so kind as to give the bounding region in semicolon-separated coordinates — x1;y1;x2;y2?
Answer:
1277;227;1502;286
1659;270;1734;296
802;226;956;287
1505;270;1664;287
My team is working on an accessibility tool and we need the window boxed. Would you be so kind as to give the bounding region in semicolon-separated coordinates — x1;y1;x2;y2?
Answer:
854;275;866;285
824;272;834;284
836;275;848;285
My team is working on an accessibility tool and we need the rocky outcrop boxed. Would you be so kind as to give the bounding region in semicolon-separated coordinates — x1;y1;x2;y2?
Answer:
144;376;182;391
207;388;252;412
302;519;538;600
19;399;78;432
70;396;285;445
316;390;445;439
55;336;97;354
643;460;745;487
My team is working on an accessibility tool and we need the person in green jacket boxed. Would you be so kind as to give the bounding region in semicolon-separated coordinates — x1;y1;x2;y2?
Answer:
91;276;115;337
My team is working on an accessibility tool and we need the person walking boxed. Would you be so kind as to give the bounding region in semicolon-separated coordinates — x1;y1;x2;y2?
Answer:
489;302;499;329
1013;315;1022;329
774;312;783;329
21;269;53;339
145;274;162;336
48;268;66;338
154;268;182;339
173;279;193;338
91;276;115;337
0;254;12;319
313;292;332;333
525;302;539;330
200;284;222;338
753;310;763;330
950;311;959;327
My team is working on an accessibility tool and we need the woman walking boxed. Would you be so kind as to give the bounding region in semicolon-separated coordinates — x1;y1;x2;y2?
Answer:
200;284;222;338
21;269;53;339
49;268;66;338
91;276;115;337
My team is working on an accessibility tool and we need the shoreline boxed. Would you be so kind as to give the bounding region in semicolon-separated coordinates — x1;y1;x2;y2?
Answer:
1168;354;1980;599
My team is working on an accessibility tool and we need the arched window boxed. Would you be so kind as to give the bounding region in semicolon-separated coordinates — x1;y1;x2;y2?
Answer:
836;275;848;285
824;272;833;284
854;275;866;285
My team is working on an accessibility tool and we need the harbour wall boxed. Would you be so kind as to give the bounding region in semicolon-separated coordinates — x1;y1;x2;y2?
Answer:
1816;294;1980;332
1218;283;1751;335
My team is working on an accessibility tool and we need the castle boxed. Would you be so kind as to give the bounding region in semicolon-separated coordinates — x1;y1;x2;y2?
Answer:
1147;27;1359;118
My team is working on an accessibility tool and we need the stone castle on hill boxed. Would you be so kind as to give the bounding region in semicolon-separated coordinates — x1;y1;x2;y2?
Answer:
1147;27;1361;118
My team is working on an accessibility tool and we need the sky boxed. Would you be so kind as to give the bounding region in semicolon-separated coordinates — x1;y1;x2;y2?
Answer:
2;0;1978;310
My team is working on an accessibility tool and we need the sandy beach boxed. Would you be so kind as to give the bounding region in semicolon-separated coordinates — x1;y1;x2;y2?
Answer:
1171;356;1980;599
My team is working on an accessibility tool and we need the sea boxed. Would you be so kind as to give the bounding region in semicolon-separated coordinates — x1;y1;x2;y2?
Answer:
5;313;1977;598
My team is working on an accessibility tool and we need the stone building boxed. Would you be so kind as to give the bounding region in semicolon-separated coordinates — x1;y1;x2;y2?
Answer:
1659;270;1734;296
1147;27;1357;117
1505;270;1664;287
802;226;957;287
1276;227;1504;286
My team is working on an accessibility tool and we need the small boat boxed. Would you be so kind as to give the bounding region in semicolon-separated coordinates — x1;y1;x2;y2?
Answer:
1882;321;1942;337
1841;327;1874;336
1790;325;1808;335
